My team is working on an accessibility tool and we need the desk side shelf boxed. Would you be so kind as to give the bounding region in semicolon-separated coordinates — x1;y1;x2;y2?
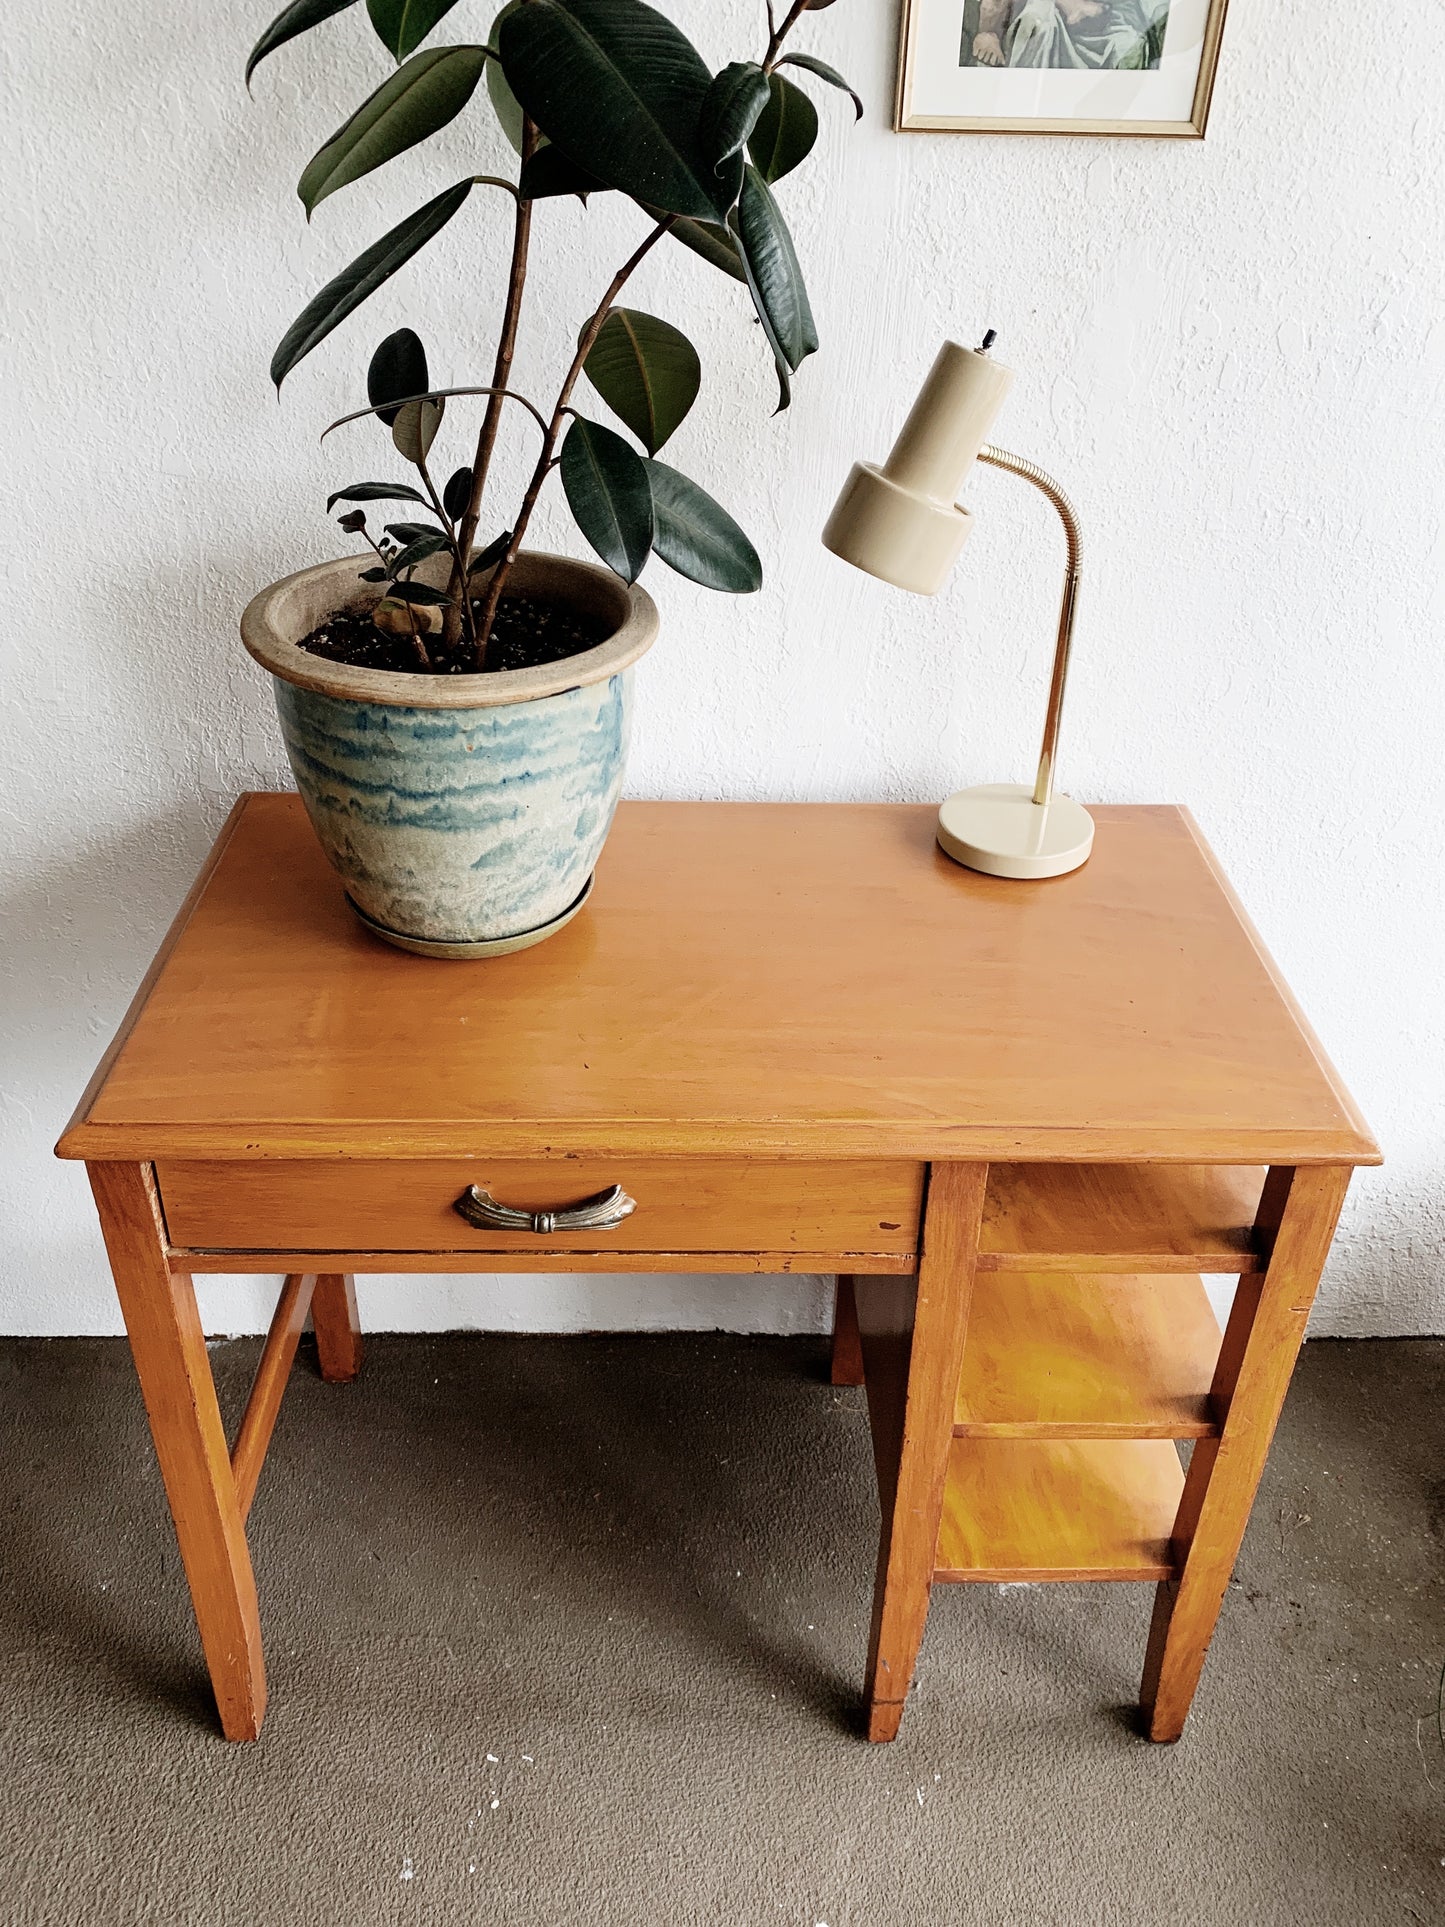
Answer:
979;1163;1266;1273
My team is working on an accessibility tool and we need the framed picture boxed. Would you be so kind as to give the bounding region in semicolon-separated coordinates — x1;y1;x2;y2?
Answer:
895;0;1230;136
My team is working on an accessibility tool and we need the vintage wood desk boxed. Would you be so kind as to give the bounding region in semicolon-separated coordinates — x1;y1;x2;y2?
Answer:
58;794;1378;1743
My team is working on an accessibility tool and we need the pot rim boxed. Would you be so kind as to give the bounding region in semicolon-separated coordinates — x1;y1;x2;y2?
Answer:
240;548;658;710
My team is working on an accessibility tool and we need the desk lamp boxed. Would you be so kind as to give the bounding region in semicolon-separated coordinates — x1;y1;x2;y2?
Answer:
822;332;1093;880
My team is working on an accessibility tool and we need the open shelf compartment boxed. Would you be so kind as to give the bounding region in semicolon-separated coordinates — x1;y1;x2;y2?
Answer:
979;1163;1266;1274
936;1438;1184;1583
955;1271;1222;1439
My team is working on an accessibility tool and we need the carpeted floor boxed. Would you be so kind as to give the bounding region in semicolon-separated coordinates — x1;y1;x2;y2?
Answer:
0;1332;1441;1925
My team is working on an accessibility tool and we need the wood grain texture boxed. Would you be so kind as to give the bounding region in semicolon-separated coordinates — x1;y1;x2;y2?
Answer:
58;796;1379;1166
310;1272;362;1382
979;1164;1265;1273
166;1249;918;1276
935;1439;1185;1582
955;1272;1221;1438
830;1275;865;1388
155;1158;924;1257
1140;1164;1352;1740
230;1272;315;1520
859;1163;989;1739
87;1162;265;1741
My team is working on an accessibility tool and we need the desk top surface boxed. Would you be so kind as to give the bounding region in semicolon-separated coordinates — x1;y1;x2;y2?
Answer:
59;793;1377;1164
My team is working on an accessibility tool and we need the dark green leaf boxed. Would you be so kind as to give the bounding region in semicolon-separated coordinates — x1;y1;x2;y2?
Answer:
391;396;445;462
326;480;429;510
498;0;727;221
358;566;390;580
518;144;606;201
336;508;369;532
699;62;770;178
384;520;443;542
442;465;473;521
657;211;747;282
247;0;358;88
365;0;462;61
271;180;473;388
486;2;527;151
729;163;817;411
644;459;760;593
299;46;488;215
777;53;864;121
583;308;700;454
467;529;513;574
390;529;452;570
388;579;453;604
559;417;654;584
748;74;817;185
368;328;429;426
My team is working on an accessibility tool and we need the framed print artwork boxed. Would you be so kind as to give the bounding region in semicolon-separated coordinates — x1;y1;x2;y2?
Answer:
895;0;1230;136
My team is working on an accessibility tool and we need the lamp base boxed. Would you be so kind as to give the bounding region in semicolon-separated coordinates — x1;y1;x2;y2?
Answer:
936;782;1094;880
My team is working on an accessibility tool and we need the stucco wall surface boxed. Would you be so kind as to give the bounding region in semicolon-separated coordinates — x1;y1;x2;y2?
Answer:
2;2;1440;1337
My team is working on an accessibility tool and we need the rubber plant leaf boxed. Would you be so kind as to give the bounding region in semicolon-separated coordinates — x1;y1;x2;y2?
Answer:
388;579;453;604
748;74;818;185
644;459;761;593
368;328;429;426
559;417;655;584
583;309;701;455
388;528;452;570
728;163;817;411
390;396;445;463
498;0;731;222
656;211;747;283
699;62;771;177
467;529;514;575
365;0;463;61
518;145;606;201
325;481;429;510
247;0;358;89
776;52;864;121
299;46;489;215
442;466;474;521
271;181;472;388
486;1;528;152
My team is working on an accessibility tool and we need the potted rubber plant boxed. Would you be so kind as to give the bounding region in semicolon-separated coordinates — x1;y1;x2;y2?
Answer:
239;0;861;956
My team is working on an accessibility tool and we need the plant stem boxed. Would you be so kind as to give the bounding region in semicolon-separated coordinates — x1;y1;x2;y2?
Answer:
446;118;539;663
416;451;476;654
471;215;674;656
763;0;809;69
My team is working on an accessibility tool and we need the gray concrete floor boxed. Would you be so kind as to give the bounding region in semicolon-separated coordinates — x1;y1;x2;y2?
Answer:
0;1332;1441;1926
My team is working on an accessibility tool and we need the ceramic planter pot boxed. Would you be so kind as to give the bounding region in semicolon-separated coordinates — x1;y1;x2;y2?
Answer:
241;551;657;956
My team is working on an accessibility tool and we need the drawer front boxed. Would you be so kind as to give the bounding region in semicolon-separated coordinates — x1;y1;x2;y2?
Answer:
156;1159;924;1257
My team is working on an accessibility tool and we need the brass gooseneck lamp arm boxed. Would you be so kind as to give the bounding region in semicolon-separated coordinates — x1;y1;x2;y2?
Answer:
974;444;1082;810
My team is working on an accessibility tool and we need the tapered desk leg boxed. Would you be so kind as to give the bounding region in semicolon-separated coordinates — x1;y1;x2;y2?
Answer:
1141;1163;1351;1742
857;1163;988;1742
89;1162;266;1742
830;1275;864;1387
311;1272;363;1382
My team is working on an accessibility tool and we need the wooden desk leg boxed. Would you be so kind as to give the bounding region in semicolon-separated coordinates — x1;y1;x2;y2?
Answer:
1140;1163;1351;1742
88;1162;266;1742
310;1272;363;1382
830;1275;864;1387
857;1163;988;1742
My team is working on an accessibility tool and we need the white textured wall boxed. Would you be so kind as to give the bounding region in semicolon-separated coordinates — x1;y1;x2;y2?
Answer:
2;2;1440;1337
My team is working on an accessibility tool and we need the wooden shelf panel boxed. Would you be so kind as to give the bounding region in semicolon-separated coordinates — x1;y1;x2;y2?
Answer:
979;1163;1266;1273
935;1438;1184;1582
955;1272;1221;1439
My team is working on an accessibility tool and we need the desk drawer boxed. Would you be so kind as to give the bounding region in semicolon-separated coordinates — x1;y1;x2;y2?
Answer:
156;1159;924;1257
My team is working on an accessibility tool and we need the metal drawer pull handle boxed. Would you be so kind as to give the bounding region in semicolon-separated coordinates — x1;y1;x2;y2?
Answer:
453;1183;637;1235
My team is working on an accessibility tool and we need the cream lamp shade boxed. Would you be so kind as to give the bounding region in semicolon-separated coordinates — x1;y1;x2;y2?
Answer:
821;341;1013;594
821;333;1094;881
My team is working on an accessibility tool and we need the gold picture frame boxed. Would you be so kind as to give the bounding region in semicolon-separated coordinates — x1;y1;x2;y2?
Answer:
895;0;1230;137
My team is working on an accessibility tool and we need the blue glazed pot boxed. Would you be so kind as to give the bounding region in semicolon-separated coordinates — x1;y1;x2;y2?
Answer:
242;552;658;953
